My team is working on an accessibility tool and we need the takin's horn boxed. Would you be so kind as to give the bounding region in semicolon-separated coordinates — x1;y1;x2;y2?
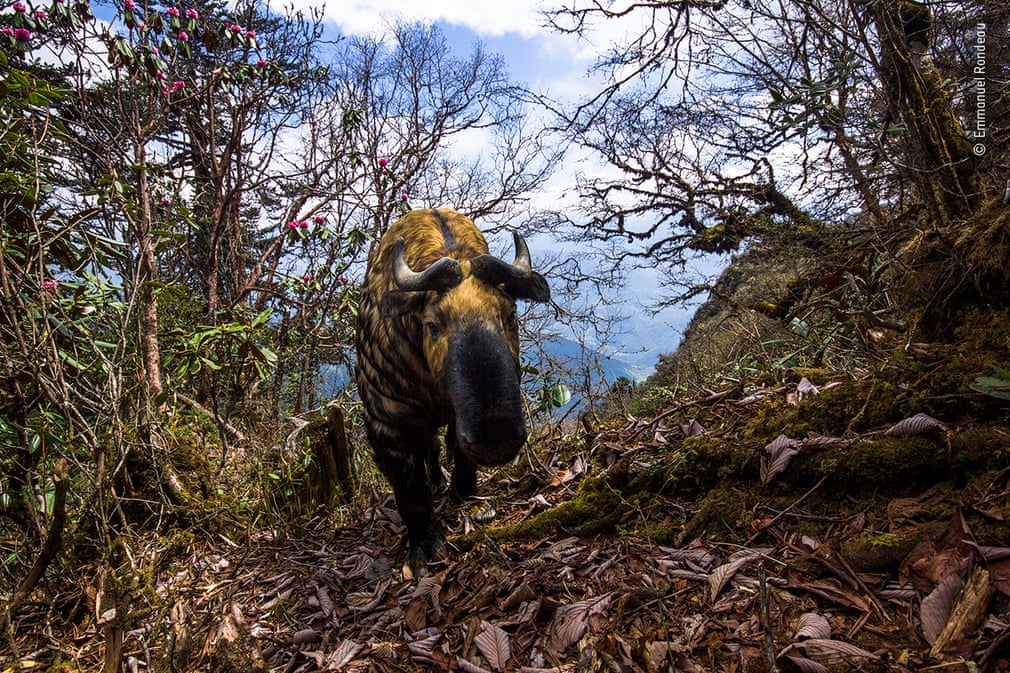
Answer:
511;232;533;273
470;232;551;302
392;237;464;292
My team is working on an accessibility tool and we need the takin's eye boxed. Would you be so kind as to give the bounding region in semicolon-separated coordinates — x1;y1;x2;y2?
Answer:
424;319;443;339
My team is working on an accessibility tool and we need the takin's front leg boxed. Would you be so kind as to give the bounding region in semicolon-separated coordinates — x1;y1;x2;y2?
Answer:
373;436;448;578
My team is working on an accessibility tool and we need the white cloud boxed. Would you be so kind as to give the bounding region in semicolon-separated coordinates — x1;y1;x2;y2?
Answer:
311;0;550;39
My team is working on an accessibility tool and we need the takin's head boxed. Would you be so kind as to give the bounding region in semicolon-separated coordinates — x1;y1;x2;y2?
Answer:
386;231;550;465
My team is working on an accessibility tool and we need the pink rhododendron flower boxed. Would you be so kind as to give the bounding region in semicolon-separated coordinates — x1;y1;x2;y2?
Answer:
124;0;135;9
229;23;242;33
156;71;166;79
151;46;158;54
400;194;409;200
33;9;46;18
185;7;197;18
287;221;298;229
313;216;325;224
172;80;185;91
298;220;308;229
256;58;267;67
1;28;13;36
302;274;311;282
166;6;179;16
378;157;388;167
177;30;188;41
42;279;58;291
13;27;30;40
245;29;255;38
160;197;171;205
12;1;25;12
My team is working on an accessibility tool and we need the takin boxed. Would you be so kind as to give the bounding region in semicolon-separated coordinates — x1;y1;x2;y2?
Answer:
355;208;550;577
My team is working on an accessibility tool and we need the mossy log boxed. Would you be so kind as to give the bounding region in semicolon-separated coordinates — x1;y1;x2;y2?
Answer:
474;415;1006;554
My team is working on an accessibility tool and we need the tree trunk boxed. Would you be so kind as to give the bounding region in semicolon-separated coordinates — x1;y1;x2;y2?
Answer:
871;0;986;223
286;405;356;508
134;147;163;415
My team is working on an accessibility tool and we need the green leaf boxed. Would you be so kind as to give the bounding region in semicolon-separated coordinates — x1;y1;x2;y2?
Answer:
549;382;571;408
200;357;224;371
254;344;278;364
971;376;1010;401
251;308;273;327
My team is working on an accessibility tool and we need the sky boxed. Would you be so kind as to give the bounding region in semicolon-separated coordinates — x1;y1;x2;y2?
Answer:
305;0;704;374
286;0;708;376
307;0;618;95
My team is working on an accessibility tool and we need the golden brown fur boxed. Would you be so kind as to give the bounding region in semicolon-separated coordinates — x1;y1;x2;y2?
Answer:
355;208;513;439
354;207;548;576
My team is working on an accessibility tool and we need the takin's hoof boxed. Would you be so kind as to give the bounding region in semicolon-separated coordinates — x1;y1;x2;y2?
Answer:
402;536;449;580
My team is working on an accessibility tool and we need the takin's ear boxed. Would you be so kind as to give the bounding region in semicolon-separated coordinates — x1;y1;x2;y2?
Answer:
510;271;550;303
380;290;427;319
470;255;551;303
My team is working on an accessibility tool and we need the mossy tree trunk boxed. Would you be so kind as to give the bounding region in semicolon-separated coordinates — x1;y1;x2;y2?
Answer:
291;405;356;510
871;0;986;223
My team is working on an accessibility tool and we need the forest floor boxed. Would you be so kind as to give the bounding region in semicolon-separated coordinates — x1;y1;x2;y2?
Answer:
7;370;1010;672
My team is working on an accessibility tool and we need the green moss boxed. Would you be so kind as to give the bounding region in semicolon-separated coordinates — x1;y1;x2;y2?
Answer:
949;427;1010;469
840;523;946;573
969;507;1010;547
634;521;684;545
679;484;759;544
741;397;803;445
489;477;625;542
741;375;911;445
813;378;902;435
826;437;946;487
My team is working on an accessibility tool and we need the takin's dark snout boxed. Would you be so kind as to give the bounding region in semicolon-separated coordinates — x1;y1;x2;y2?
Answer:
355;208;550;578
446;323;528;466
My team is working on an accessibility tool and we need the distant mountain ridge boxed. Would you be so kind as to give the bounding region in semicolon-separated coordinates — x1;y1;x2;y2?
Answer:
317;336;649;406
537;336;651;386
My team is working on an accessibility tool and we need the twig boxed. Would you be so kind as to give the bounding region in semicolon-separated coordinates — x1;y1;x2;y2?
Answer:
627;385;741;441
758;564;779;673
5;459;69;625
176;392;246;442
747;475;828;545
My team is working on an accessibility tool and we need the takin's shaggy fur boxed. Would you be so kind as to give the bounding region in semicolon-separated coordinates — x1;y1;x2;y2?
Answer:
355;208;550;576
